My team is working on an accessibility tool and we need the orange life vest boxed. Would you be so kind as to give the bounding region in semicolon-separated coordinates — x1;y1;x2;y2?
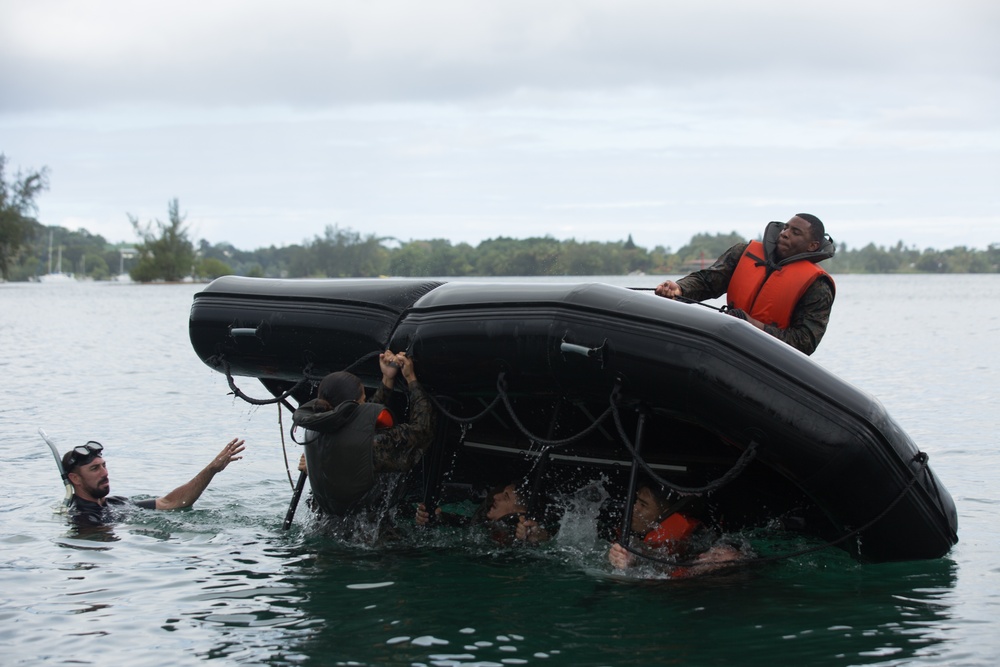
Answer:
727;240;833;329
643;513;701;551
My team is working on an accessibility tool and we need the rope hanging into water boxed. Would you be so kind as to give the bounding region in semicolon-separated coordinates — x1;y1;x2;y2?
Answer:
621;451;933;571
278;402;295;491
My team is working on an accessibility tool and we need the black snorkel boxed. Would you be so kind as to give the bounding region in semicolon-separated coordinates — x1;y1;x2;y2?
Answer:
38;428;73;507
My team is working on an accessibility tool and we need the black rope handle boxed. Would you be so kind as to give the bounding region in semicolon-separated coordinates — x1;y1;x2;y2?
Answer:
210;355;313;405
609;390;758;496
424;372;613;448
496;373;615;448
211;350;385;406
427;391;503;425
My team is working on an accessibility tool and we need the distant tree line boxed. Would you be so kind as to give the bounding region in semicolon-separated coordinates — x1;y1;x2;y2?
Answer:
1;157;997;282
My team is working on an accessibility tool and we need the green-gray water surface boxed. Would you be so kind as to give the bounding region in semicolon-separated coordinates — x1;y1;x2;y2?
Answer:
1;275;996;666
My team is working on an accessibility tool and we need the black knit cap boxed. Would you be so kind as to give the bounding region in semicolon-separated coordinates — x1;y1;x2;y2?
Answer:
318;371;364;406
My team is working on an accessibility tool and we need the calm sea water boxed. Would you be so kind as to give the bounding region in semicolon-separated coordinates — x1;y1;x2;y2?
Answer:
1;275;997;666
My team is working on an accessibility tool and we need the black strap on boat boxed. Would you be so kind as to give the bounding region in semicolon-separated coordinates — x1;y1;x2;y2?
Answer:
210;350;385;407
426;371;616;446
610;389;758;496
426;392;503;424
209;355;315;406
618;451;933;572
497;373;615;447
630;287;727;313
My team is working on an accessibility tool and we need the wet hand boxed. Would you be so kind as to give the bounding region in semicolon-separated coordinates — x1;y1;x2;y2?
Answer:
379;350;400;380
608;542;634;570
209;438;245;474
415;502;440;526
515;516;536;541
396;351;417;383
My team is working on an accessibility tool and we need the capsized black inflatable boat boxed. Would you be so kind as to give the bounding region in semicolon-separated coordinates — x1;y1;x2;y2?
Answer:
189;276;958;563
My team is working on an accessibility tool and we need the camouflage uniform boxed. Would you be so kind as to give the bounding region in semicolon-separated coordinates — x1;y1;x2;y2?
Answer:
369;381;436;472
677;241;835;356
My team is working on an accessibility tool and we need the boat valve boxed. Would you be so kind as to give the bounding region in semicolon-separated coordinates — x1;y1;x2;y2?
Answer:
560;337;608;368
229;321;268;343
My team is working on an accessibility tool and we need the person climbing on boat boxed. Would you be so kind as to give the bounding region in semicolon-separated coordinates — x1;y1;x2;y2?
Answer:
654;214;836;355
607;482;742;577
415;480;556;545
293;350;436;518
63;438;246;527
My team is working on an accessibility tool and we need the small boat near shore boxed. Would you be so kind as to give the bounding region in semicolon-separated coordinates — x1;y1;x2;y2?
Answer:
189;276;958;563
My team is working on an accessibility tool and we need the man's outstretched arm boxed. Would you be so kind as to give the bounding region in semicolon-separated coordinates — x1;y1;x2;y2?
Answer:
154;438;246;510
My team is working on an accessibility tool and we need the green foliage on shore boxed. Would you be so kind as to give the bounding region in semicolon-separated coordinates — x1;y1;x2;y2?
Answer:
0;154;49;281
3;199;998;282
2;153;997;281
7;217;1000;282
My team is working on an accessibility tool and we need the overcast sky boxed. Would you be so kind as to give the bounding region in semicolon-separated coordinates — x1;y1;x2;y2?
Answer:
2;0;998;253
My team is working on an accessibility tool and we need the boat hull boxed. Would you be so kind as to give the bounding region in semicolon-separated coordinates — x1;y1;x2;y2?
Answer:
189;277;959;562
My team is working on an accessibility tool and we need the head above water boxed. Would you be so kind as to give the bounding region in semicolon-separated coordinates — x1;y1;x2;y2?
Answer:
794;213;825;243
486;482;529;522
62;441;104;474
317;371;365;407
775;213;825;261
63;441;110;502
631;484;672;533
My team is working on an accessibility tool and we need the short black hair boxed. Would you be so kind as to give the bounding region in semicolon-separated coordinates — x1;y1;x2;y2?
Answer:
795;213;825;243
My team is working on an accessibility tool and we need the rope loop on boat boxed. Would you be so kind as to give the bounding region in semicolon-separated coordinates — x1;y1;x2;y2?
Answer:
609;388;758;496
427;391;503;425
618;451;933;572
209;355;315;406
426;372;616;448
211;350;385;406
497;373;615;447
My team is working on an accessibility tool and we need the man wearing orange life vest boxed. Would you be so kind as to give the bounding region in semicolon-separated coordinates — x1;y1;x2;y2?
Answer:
655;214;836;355
607;483;744;577
607;484;708;568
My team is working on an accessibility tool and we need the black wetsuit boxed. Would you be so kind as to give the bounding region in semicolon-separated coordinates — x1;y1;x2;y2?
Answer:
69;495;156;527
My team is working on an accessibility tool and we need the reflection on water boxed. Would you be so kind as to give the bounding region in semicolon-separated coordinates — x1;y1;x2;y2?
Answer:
1;278;996;665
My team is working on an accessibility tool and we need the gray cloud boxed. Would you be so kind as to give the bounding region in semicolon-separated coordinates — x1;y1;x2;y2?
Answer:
1;1;997;251
3;1;998;111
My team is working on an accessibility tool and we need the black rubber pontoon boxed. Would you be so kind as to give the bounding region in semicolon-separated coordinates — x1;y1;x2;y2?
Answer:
189;276;958;562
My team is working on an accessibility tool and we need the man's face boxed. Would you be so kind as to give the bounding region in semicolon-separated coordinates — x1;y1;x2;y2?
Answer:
775;216;821;261
69;456;110;502
487;484;525;521
631;487;665;533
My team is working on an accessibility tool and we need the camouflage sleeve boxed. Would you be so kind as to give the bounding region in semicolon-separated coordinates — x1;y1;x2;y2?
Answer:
370;382;389;404
760;277;835;356
675;243;748;302
371;381;437;472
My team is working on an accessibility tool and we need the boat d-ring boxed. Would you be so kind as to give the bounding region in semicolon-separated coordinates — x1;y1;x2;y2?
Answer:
560;336;608;369
229;321;269;343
